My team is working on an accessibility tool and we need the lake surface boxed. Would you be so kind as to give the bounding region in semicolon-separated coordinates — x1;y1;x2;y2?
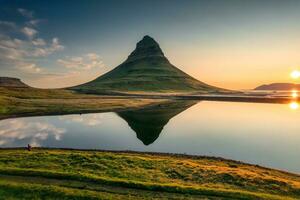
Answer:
1;100;300;174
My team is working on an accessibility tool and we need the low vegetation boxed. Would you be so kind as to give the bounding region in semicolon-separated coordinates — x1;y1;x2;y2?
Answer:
0;149;299;199
0;87;165;120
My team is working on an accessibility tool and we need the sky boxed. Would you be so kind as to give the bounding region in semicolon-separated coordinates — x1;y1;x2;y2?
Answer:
0;0;300;89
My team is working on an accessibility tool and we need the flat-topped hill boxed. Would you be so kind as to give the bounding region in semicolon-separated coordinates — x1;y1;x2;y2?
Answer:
0;77;29;88
71;36;225;94
255;83;300;90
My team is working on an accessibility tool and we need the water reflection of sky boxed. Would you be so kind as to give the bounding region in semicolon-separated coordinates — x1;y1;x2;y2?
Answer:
0;101;300;174
0;118;65;147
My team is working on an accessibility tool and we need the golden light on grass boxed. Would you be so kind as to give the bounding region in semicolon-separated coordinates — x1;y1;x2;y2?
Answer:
289;102;299;110
290;70;300;79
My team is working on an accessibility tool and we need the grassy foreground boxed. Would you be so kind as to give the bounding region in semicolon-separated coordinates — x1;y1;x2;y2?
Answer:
0;149;299;199
0;87;165;120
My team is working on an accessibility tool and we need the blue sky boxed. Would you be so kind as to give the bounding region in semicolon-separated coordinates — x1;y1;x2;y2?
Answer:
1;0;300;89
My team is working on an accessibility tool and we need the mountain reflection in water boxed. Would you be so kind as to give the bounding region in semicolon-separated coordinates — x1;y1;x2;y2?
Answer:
1;100;300;173
117;100;198;145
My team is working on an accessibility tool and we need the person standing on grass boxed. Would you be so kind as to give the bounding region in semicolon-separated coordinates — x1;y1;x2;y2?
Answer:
27;144;32;151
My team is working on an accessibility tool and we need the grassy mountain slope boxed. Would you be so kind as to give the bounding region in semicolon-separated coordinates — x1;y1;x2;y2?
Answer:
72;36;225;94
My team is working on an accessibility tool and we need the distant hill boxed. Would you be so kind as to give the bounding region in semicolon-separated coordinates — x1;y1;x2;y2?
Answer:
255;83;300;90
71;35;225;94
0;77;29;88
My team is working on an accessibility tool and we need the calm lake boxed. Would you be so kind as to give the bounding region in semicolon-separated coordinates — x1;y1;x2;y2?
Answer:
1;100;299;173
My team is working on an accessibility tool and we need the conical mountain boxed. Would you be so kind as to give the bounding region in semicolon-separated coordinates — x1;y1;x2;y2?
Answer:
72;35;223;93
117;100;198;145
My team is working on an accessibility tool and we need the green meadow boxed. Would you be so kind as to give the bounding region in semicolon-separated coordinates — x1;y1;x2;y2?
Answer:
0;149;299;200
0;87;165;120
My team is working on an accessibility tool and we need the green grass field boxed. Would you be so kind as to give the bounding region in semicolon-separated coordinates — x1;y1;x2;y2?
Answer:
0;87;165;120
0;149;299;199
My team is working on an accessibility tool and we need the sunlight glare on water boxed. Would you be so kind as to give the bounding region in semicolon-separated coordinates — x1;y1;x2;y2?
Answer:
291;90;298;98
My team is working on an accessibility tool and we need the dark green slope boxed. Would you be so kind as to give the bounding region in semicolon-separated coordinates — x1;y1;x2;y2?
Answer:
72;36;224;93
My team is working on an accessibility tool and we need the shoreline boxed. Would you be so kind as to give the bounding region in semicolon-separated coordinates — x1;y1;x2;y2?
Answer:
0;93;296;121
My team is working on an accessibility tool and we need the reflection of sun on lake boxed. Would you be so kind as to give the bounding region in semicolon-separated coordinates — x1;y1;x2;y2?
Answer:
289;102;299;110
291;90;298;98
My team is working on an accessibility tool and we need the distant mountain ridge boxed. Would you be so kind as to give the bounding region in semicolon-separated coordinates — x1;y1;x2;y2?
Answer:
255;83;300;90
72;35;225;94
0;77;29;88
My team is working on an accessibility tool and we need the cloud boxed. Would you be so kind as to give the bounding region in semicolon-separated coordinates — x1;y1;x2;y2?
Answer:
0;21;17;33
0;8;103;88
0;21;16;28
27;19;43;26
21;63;42;73
32;38;46;46
86;53;100;60
22;26;38;38
0;7;64;76
17;8;34;19
51;37;64;51
0;33;64;74
26;52;105;88
57;53;104;70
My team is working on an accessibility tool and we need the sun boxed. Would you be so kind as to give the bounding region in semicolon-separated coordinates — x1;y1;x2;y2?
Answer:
289;102;299;110
290;70;300;79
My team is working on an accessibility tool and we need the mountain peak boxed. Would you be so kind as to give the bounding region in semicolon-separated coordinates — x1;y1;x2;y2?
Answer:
140;35;159;45
126;35;165;62
72;36;224;93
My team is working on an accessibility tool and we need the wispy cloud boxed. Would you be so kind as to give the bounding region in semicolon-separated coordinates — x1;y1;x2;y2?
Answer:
57;53;104;70
1;8;104;88
32;38;46;46
0;21;17;32
0;8;64;75
17;8;34;19
59;114;104;126
27;19;43;27
21;26;38;38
